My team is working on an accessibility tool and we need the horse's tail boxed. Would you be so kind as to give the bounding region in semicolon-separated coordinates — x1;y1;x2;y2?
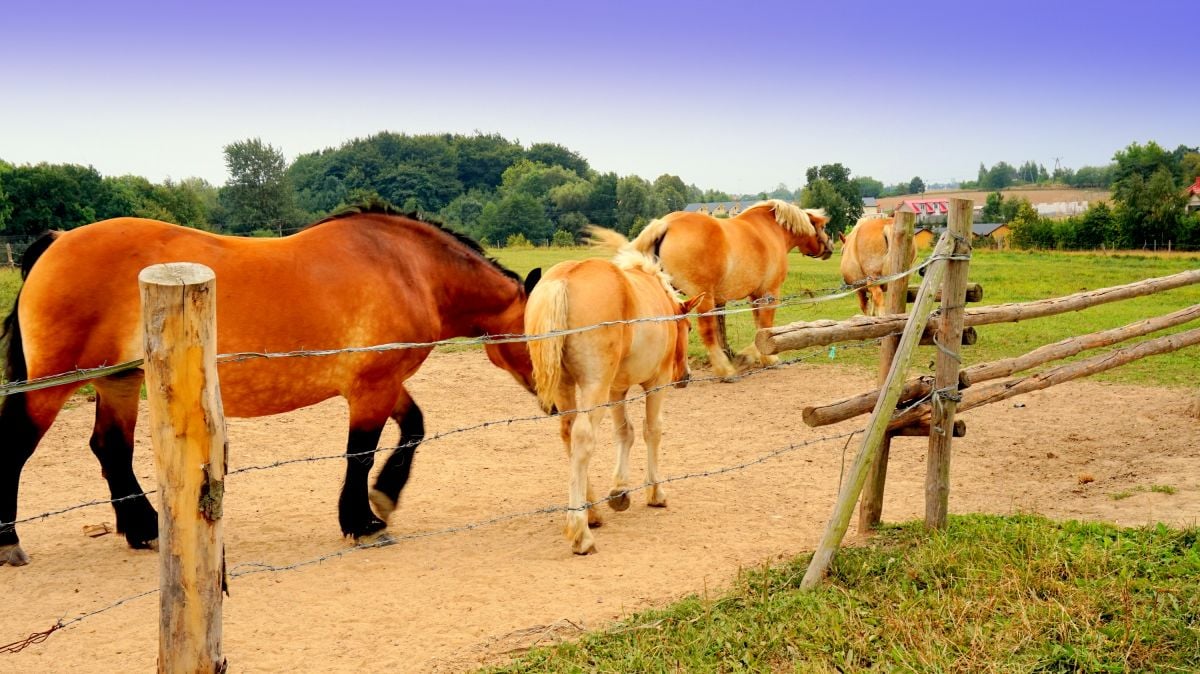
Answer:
525;279;570;414
583;225;630;252
2;232;60;391
627;217;671;259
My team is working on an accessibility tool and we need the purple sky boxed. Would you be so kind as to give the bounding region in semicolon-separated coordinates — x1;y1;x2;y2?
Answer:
1;0;1195;193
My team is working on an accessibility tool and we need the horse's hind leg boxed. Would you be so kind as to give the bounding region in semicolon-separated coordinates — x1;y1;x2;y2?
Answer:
566;383;608;554
91;371;158;549
696;295;736;380
553;376;600;529
736;292;780;369
715;306;734;363
369;390;423;524
338;416;387;541
607;389;633;512
0;386;73;566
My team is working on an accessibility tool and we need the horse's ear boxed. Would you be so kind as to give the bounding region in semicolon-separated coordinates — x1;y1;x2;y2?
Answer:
524;268;542;295
838;232;846;244
679;293;705;314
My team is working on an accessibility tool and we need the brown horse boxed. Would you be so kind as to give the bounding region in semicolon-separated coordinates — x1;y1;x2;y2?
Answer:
839;215;916;316
525;228;701;554
626;200;833;378
0;206;538;566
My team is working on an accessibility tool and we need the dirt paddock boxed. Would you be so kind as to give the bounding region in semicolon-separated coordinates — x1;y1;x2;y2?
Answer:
3;351;1198;672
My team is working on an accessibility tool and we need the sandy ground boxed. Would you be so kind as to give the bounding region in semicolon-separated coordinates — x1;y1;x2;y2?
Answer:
2;351;1198;672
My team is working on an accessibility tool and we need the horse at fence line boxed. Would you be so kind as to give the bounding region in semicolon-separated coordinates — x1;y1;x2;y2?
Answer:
0;204;540;567
626;200;833;379
525;226;701;555
839;215;916;316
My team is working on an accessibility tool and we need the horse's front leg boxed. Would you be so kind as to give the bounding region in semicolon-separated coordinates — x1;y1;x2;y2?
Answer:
369;388;423;525
339;413;388;541
607;388;633;512
643;388;668;507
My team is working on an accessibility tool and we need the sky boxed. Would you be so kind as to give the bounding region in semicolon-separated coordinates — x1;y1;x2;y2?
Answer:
0;0;1195;194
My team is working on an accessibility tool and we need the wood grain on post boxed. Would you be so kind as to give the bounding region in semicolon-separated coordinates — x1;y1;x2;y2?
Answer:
926;198;972;530
906;283;982;304
756;268;1200;355
800;231;954;590
859;209;914;532
139;263;227;674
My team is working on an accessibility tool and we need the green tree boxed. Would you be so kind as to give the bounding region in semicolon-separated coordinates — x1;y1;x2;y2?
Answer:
853;176;884;198
980;191;1004;222
439;189;491;239
478;192;552;244
907;176;926;194
456;133;524;192
526;142;590;177
652;174;689;213
801;163;862;236
585;172;619;227
983;162;1016;189
0;162;108;234
0;160;13;231
221;138;297;234
616;175;655;233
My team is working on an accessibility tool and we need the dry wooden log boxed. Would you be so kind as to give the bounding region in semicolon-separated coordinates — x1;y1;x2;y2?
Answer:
757;268;1200;355
920;326;977;347
960;303;1200;386
805;304;1200;428
893;419;966;437
907;283;982;303
889;326;1200;429
801;231;955;590
926;198;973;530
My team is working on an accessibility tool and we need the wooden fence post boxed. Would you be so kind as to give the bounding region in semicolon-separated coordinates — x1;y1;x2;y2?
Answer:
859;208;914;532
139;263;228;674
925;198;972;530
800;230;956;590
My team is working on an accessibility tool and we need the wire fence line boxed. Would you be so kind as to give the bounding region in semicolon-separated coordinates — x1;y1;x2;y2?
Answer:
1;424;864;655
1;339;884;533
0;251;953;398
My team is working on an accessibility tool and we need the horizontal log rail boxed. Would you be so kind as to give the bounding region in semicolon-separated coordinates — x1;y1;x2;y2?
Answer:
888;326;1200;430
758;268;1200;355
803;303;1200;427
907;283;982;303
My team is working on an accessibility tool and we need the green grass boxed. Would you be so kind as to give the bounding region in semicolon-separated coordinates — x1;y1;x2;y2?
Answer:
492;247;1200;387
487;515;1200;673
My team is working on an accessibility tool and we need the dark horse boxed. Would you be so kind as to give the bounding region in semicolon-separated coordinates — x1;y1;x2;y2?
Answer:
0;206;539;566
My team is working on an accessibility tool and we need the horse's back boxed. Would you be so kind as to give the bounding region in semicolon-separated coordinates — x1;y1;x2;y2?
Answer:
17;217;437;416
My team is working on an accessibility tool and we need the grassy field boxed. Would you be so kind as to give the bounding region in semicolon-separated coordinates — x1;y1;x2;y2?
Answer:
494;247;1200;388
488;515;1200;673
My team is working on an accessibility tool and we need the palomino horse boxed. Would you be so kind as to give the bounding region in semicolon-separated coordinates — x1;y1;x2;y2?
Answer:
839;215;916;316
0;206;538;566
525;227;701;554
626;200;833;378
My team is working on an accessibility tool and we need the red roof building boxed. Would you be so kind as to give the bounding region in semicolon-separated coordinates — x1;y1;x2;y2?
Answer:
1187;177;1200;213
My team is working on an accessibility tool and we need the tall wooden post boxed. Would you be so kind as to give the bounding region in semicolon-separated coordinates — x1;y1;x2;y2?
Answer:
801;230;955;589
859;208;914;532
140;263;228;674
925;199;972;530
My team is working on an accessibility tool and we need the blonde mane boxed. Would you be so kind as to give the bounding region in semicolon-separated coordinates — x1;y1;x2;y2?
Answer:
586;224;681;300
747;199;824;237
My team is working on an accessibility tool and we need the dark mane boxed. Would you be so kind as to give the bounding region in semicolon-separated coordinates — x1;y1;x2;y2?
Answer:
312;201;521;283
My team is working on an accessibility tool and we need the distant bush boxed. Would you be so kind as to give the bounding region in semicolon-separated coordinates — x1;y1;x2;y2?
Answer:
504;232;533;248
551;229;576;247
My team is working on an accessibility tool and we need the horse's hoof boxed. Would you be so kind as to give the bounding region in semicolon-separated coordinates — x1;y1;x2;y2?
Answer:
0;543;30;567
572;541;597;555
347;517;388;541
368;488;397;522
128;536;159;551
647;487;668;508
356;530;395;547
608;489;631;512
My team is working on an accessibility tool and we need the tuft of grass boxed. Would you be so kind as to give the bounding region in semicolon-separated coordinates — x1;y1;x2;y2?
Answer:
1150;484;1178;495
487;515;1200;673
1110;488;1141;501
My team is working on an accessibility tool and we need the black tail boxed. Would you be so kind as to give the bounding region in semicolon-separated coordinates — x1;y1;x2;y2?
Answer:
2;231;60;388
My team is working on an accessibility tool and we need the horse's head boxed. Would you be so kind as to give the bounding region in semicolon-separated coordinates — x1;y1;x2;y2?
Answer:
798;209;835;260
484;268;542;396
671;294;705;388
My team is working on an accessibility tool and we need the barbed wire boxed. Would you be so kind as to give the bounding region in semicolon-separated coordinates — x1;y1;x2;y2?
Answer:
0;250;951;396
1;339;884;533
2;424;863;654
